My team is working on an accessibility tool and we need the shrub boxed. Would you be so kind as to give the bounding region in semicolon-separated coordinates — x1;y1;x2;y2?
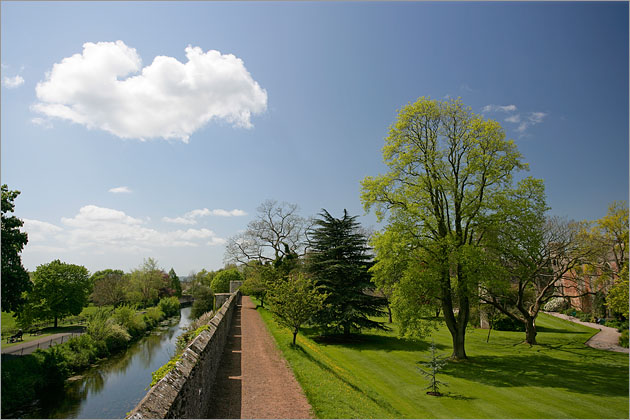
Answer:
191;286;214;319
150;354;181;387
105;323;131;352
619;329;629;348
62;334;101;371
144;306;165;328
543;298;568;312
492;314;525;332
158;296;180;317
113;305;146;337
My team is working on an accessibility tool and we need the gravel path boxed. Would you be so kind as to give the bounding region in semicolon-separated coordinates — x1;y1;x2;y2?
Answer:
208;296;313;419
1;329;84;356
545;312;629;353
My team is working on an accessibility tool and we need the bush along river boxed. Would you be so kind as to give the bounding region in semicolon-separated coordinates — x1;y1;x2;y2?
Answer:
21;306;192;419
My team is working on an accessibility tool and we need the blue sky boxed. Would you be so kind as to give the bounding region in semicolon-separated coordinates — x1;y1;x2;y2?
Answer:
1;1;628;276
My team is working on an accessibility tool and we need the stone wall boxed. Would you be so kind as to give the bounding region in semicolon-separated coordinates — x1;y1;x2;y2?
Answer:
127;291;241;419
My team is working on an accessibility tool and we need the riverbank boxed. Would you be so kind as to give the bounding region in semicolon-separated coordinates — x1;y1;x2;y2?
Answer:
1;298;181;417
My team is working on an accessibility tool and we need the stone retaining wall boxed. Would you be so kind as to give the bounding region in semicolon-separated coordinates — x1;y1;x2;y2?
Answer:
127;291;241;419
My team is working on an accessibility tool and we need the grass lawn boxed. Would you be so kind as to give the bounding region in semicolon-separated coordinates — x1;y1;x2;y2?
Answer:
253;299;629;419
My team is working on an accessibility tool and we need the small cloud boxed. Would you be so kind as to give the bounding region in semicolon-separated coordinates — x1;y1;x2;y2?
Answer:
528;112;547;123
22;218;63;242
208;208;247;217
31;117;53;129
108;186;132;194
460;83;475;93
162;216;197;225
164;207;247;225
516;122;529;134
207;237;227;246
482;104;517;113
504;114;521;124
2;75;24;89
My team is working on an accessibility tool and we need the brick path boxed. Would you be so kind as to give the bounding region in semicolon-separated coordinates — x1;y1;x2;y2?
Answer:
207;296;312;419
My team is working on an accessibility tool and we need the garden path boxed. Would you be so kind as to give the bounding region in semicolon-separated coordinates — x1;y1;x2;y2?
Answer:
1;329;84;356
207;295;313;419
545;312;629;353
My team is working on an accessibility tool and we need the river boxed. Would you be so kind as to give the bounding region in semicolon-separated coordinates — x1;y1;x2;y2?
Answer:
23;306;193;419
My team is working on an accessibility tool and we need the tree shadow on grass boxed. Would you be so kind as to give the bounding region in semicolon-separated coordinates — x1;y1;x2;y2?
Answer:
292;344;403;417
441;354;628;397
536;325;592;334
310;332;447;353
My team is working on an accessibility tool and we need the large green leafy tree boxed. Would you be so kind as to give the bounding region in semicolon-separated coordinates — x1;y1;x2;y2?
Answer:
90;269;126;307
28;260;91;328
211;268;243;293
1;185;31;312
307;209;387;336
361;97;525;359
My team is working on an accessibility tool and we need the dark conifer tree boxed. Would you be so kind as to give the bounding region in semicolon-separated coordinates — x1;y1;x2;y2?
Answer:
307;209;387;336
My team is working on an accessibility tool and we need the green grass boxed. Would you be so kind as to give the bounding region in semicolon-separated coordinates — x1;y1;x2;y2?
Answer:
253;299;629;419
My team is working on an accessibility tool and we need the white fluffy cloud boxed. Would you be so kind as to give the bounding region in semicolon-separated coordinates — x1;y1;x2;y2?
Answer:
482;104;517;113
3;75;24;88
22;218;63;242
109;186;132;194
23;205;226;254
33;41;268;142
162;207;247;224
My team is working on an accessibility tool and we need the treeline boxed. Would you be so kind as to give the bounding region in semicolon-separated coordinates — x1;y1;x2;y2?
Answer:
11;257;183;331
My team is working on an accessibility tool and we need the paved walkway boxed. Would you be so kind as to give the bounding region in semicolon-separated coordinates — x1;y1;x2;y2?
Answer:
545;312;629;354
207;296;313;419
1;329;85;356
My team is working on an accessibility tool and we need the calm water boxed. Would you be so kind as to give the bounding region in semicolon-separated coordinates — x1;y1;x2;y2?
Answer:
24;306;192;419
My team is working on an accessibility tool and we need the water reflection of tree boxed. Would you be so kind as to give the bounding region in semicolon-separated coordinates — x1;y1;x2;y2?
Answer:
23;308;192;419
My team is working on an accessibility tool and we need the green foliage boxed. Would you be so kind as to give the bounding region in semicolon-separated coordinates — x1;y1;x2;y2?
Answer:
619;329;628;348
143;306;165;328
307;209;387;336
267;273;328;345
158;296;180;317
150;354;181;387
417;340;448;395
360;97;527;358
112;305;146;337
125;258;168;307
191;285;214;319
90;269;126;307
25;260;91;327
492;314;525;332
211;268;243;293
607;264;629;318
168;268;183;297
1;184;31;313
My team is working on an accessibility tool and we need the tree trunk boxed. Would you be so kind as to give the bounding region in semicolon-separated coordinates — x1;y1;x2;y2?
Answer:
525;317;537;345
54;316;58;329
441;298;468;360
343;324;350;336
292;329;298;346
387;304;392;323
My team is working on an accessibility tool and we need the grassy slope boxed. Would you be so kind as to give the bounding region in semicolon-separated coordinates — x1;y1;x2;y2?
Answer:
255;301;629;419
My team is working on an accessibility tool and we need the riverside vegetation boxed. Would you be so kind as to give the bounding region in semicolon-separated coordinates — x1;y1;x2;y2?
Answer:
1;297;180;415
